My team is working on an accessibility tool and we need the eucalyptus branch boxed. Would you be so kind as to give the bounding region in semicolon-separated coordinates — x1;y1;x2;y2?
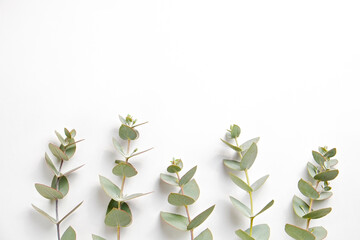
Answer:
285;146;339;240
93;115;152;240
160;159;215;240
221;124;274;240
32;128;84;240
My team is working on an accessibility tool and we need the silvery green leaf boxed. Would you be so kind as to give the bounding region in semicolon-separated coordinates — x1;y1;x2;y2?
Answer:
45;153;60;177
229;173;253;193
92;235;106;240
324;159;338;168
298;179;319;199
51;176;69;197
167;165;182;173
112;138;125;156
231;125;241;138
121;192;152;201
223;159;242;171
64;128;72;138
285;224;315;240
183;179;200;201
31;204;57;224
61;226;76;240
230;196;251;218
187;205;215;230
160;173;178;186
302;208;332;219
105;208;132;227
240;143;257;170
179;166;197;186
160;212;189;231
119;125;138;140
235;228;254;240
292;195;309;217
251;175;269;191
324;148;336;158
35;183;64;200
55;131;66;145
99;175;121;201
307;162;318;178
254;200;274;217
314;170;339;181
49;143;69;161
194;228;213;240
168;193;195;206
312;151;326;168
308;226;327;240
314;191;333;201
220;139;241;152
112;162;138;178
240;137;260;152
245;224;270;240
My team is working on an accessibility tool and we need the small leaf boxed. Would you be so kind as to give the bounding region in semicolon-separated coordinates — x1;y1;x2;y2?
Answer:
302;208;332;219
312;151;326;168
314;191;333;201
55;131;66;145
324;148;336;158
254;200;274;217
119;125;138;140
240;143;257;170
160;212;189;231
324;159;338;168
51;176;69;197
58;201;83;224
194;228;213;240
285;224;315;240
61;226;76;240
230;196;251;218
231;125;241;138
168;193;195;206
298;179;319;199
112;162;138;178
65;142;76;159
112;138;125;155
105;208;132;227
49;143;69;161
119;115;126;124
62;164;85;176
122;192;152;202
245;224;270;240
183;179;200;201
99;175;121;201
31;204;57;224
292;195;309;217
92;234;106;240
229;173;253;193
35;184;64;200
106;199;119;215
167;165;182;173
70;129;76;138
220;139;241;152
235;228;254;240
160;173;178;186
308;226;327;240
240;137;260;152
179;166;197;186
307;162;318;178
187;205;215;230
223;159;242;171
251;175;269;191
45;153;60;177
64;128;72;138
314;170;339;181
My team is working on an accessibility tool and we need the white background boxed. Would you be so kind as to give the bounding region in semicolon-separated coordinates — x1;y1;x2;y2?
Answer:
0;0;359;239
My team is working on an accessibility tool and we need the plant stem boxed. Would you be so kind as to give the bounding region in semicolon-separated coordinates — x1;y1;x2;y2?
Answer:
306;181;320;230
56;160;64;240
176;172;194;240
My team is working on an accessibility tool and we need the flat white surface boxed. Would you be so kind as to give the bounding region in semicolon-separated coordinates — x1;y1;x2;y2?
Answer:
0;0;359;239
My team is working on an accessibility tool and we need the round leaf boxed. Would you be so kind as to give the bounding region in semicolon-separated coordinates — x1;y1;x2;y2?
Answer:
307;162;318;179
160;212;189;231
315;191;333;201
61;226;76;240
167;165;182;173
168;193;195;206
324;148;336;158
230;125;241;138
112;162;138;178
240;137;260;152
314;170;339;181
292;195;309;218
312;151;326;168
99;175;121;201
245;224;270;240
235;228;254;240
105;208;132;227
285;224;315;240
230;196;251;218
223;159;242;171
298;179;319;199
35;183;64;200
183;179;200;201
160;173;178;186
308;226;327;240
119;125;138;140
194;228;213;240
51;175;69;197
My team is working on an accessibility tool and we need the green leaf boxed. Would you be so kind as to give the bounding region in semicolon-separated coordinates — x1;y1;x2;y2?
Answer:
119;115;126;124
179;166;197;186
187;205;215;230
70;129;76;138
112;162;138;178
168;193;195;206
106;199;119;215
314;191;333;201
64;140;76;159
119;125;138;140
220;139;241;152
160;173;178;186
230;196;251;218
285;224;315;240
324;148;336;158
105;208;132;227
62;164;85;176
298;179;319;199
235;228;254;240
183;179;200;201
45;153;60;177
61;226;76;240
92;234;106;240
35;183;64;200
231;125;241;138
245;224;270;240
292;195;309;217
55;131;66;145
251;175;269;191
240;137;260;152
308;226;327;240
302;208;332;219
58;201;83;224
160;212;189;231
49;143;69;161
112;138;125;155
223;159;242;171
240;143;257;170
51;176;69;197
307;162;318;178
314;170;339;181
167;165;182;173
64;128;72;138
229;173;253;193
194;228;213;240
254;200;274;217
31;204;57;224
99;175;121;201
121;192;152;202
324;159;338;168
312;151;326;168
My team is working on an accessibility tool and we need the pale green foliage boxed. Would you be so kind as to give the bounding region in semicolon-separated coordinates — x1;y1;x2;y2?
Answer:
160;159;215;240
221;124;273;240
285;147;339;240
32;128;83;240
94;115;152;240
